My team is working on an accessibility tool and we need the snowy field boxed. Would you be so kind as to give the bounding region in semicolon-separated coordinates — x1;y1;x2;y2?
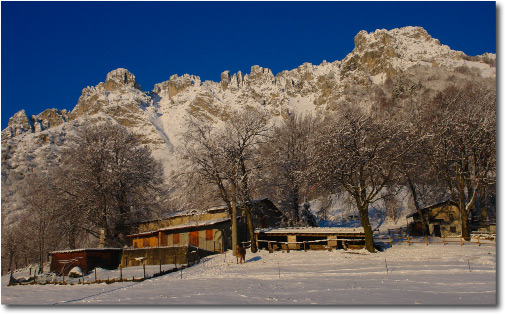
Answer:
1;242;496;305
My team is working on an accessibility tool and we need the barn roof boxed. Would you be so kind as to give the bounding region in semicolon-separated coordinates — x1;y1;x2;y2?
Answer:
126;217;232;238
406;200;458;218
255;227;365;234
138;198;278;224
49;248;122;255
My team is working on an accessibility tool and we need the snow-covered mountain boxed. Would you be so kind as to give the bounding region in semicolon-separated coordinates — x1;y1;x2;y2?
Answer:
1;26;496;225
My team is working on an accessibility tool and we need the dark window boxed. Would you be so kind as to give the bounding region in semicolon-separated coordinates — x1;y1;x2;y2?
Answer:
450;226;457;233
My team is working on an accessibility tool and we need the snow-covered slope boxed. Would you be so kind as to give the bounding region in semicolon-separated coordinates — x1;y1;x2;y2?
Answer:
1;26;496;225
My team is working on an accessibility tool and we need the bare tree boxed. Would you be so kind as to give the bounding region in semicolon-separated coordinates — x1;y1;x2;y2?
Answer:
423;82;496;240
22;172;62;273
261;112;318;226
55;121;164;246
310;106;407;252
181;109;270;253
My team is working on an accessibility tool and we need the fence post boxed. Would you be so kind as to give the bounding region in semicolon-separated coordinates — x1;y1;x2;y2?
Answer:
443;235;446;246
389;236;392;247
460;236;463;246
408;236;411;246
478;237;481;246
95;268;97;282
426;235;428;246
143;262;146;279
120;265;122;281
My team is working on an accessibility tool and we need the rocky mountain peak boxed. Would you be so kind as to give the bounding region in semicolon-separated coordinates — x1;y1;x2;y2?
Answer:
1;108;70;141
342;26;467;79
2;110;33;139
104;68;142;91
153;74;201;99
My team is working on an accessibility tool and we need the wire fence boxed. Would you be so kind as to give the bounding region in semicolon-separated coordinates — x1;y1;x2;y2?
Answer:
7;262;186;286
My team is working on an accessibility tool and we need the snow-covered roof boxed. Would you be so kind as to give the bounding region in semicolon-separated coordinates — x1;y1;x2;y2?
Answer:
255;227;365;234
407;200;458;218
127;217;231;238
158;217;231;232
49;248;122;254
138;199;278;225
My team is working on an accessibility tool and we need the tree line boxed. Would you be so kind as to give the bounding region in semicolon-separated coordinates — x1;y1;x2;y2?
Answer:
180;81;496;253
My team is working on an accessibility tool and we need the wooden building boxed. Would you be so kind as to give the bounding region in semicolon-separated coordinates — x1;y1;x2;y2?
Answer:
126;198;284;253
127;218;231;253
407;200;461;237
49;248;122;275
255;227;366;250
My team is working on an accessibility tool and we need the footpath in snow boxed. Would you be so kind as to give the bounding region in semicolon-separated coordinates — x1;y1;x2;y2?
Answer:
1;243;496;305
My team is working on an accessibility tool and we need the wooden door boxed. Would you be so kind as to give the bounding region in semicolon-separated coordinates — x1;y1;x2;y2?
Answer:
189;231;199;247
433;225;441;237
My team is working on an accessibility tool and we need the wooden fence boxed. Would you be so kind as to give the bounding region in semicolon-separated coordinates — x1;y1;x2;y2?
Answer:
375;234;496;247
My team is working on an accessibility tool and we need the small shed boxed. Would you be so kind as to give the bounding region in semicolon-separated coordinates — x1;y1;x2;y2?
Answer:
49;248;122;275
255;227;366;251
407;200;460;237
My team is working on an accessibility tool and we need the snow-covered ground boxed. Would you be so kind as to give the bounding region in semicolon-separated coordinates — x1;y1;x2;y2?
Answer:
1;242;495;305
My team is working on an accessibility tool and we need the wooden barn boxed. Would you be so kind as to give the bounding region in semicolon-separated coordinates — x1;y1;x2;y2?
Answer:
407;200;461;237
124;199;284;264
255;227;366;251
49;248;122;275
126;217;232;252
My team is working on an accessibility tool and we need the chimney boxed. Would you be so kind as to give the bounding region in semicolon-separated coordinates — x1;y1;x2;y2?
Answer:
98;229;105;248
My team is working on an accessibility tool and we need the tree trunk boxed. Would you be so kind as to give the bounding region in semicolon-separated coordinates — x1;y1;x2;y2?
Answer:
231;183;238;256
244;204;257;253
355;196;375;253
407;178;430;236
8;251;15;273
479;185;488;223
39;236;44;274
68;225;76;249
460;205;471;241
358;206;375;253
101;198;109;247
461;188;479;241
292;188;300;225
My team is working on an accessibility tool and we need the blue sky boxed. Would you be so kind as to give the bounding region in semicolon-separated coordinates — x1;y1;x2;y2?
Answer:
1;1;496;128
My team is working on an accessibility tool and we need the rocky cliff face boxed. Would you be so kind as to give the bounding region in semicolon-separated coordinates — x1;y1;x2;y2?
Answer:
1;26;496;225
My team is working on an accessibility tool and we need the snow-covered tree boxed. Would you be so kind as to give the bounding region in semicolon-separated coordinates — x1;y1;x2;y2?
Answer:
423;82;496;240
261;112;317;226
309;106;407;252
55;121;164;246
181;109;270;254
